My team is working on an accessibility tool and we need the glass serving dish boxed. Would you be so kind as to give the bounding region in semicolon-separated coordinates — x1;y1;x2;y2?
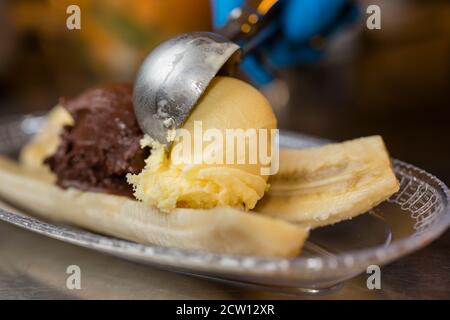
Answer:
0;114;449;294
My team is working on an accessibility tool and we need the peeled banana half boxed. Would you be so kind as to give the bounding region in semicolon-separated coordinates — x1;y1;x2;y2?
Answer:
256;136;400;228
0;156;308;257
0;108;399;257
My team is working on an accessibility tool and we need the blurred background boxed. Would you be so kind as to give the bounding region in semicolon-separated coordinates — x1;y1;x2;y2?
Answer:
0;0;449;183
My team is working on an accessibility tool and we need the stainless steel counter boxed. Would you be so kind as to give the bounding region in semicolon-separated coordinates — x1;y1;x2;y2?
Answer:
1;220;449;299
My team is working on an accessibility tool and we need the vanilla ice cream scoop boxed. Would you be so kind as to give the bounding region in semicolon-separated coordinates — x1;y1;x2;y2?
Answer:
128;76;277;212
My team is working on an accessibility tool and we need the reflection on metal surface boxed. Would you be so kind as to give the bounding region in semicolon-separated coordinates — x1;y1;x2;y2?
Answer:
133;32;240;144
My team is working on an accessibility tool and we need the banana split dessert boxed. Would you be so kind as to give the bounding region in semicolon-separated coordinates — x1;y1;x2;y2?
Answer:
0;76;399;257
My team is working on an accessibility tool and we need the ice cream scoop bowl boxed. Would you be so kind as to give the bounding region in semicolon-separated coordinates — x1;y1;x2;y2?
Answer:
133;32;241;145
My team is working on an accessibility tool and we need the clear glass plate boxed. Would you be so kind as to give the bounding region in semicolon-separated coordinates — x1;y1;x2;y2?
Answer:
0;115;449;294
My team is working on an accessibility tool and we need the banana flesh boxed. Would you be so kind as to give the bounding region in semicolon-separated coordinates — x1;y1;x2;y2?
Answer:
256;136;399;228
20;106;73;176
0;156;308;257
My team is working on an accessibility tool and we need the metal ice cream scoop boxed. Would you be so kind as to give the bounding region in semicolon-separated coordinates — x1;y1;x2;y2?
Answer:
133;0;279;144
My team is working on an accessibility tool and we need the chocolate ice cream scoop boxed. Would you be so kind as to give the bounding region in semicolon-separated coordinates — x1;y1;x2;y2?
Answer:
45;83;150;197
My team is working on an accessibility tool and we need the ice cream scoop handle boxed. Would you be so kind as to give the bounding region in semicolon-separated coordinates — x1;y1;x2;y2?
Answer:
216;0;280;55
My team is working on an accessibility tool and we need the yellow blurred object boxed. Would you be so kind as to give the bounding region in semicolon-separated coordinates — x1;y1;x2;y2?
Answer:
10;0;211;79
